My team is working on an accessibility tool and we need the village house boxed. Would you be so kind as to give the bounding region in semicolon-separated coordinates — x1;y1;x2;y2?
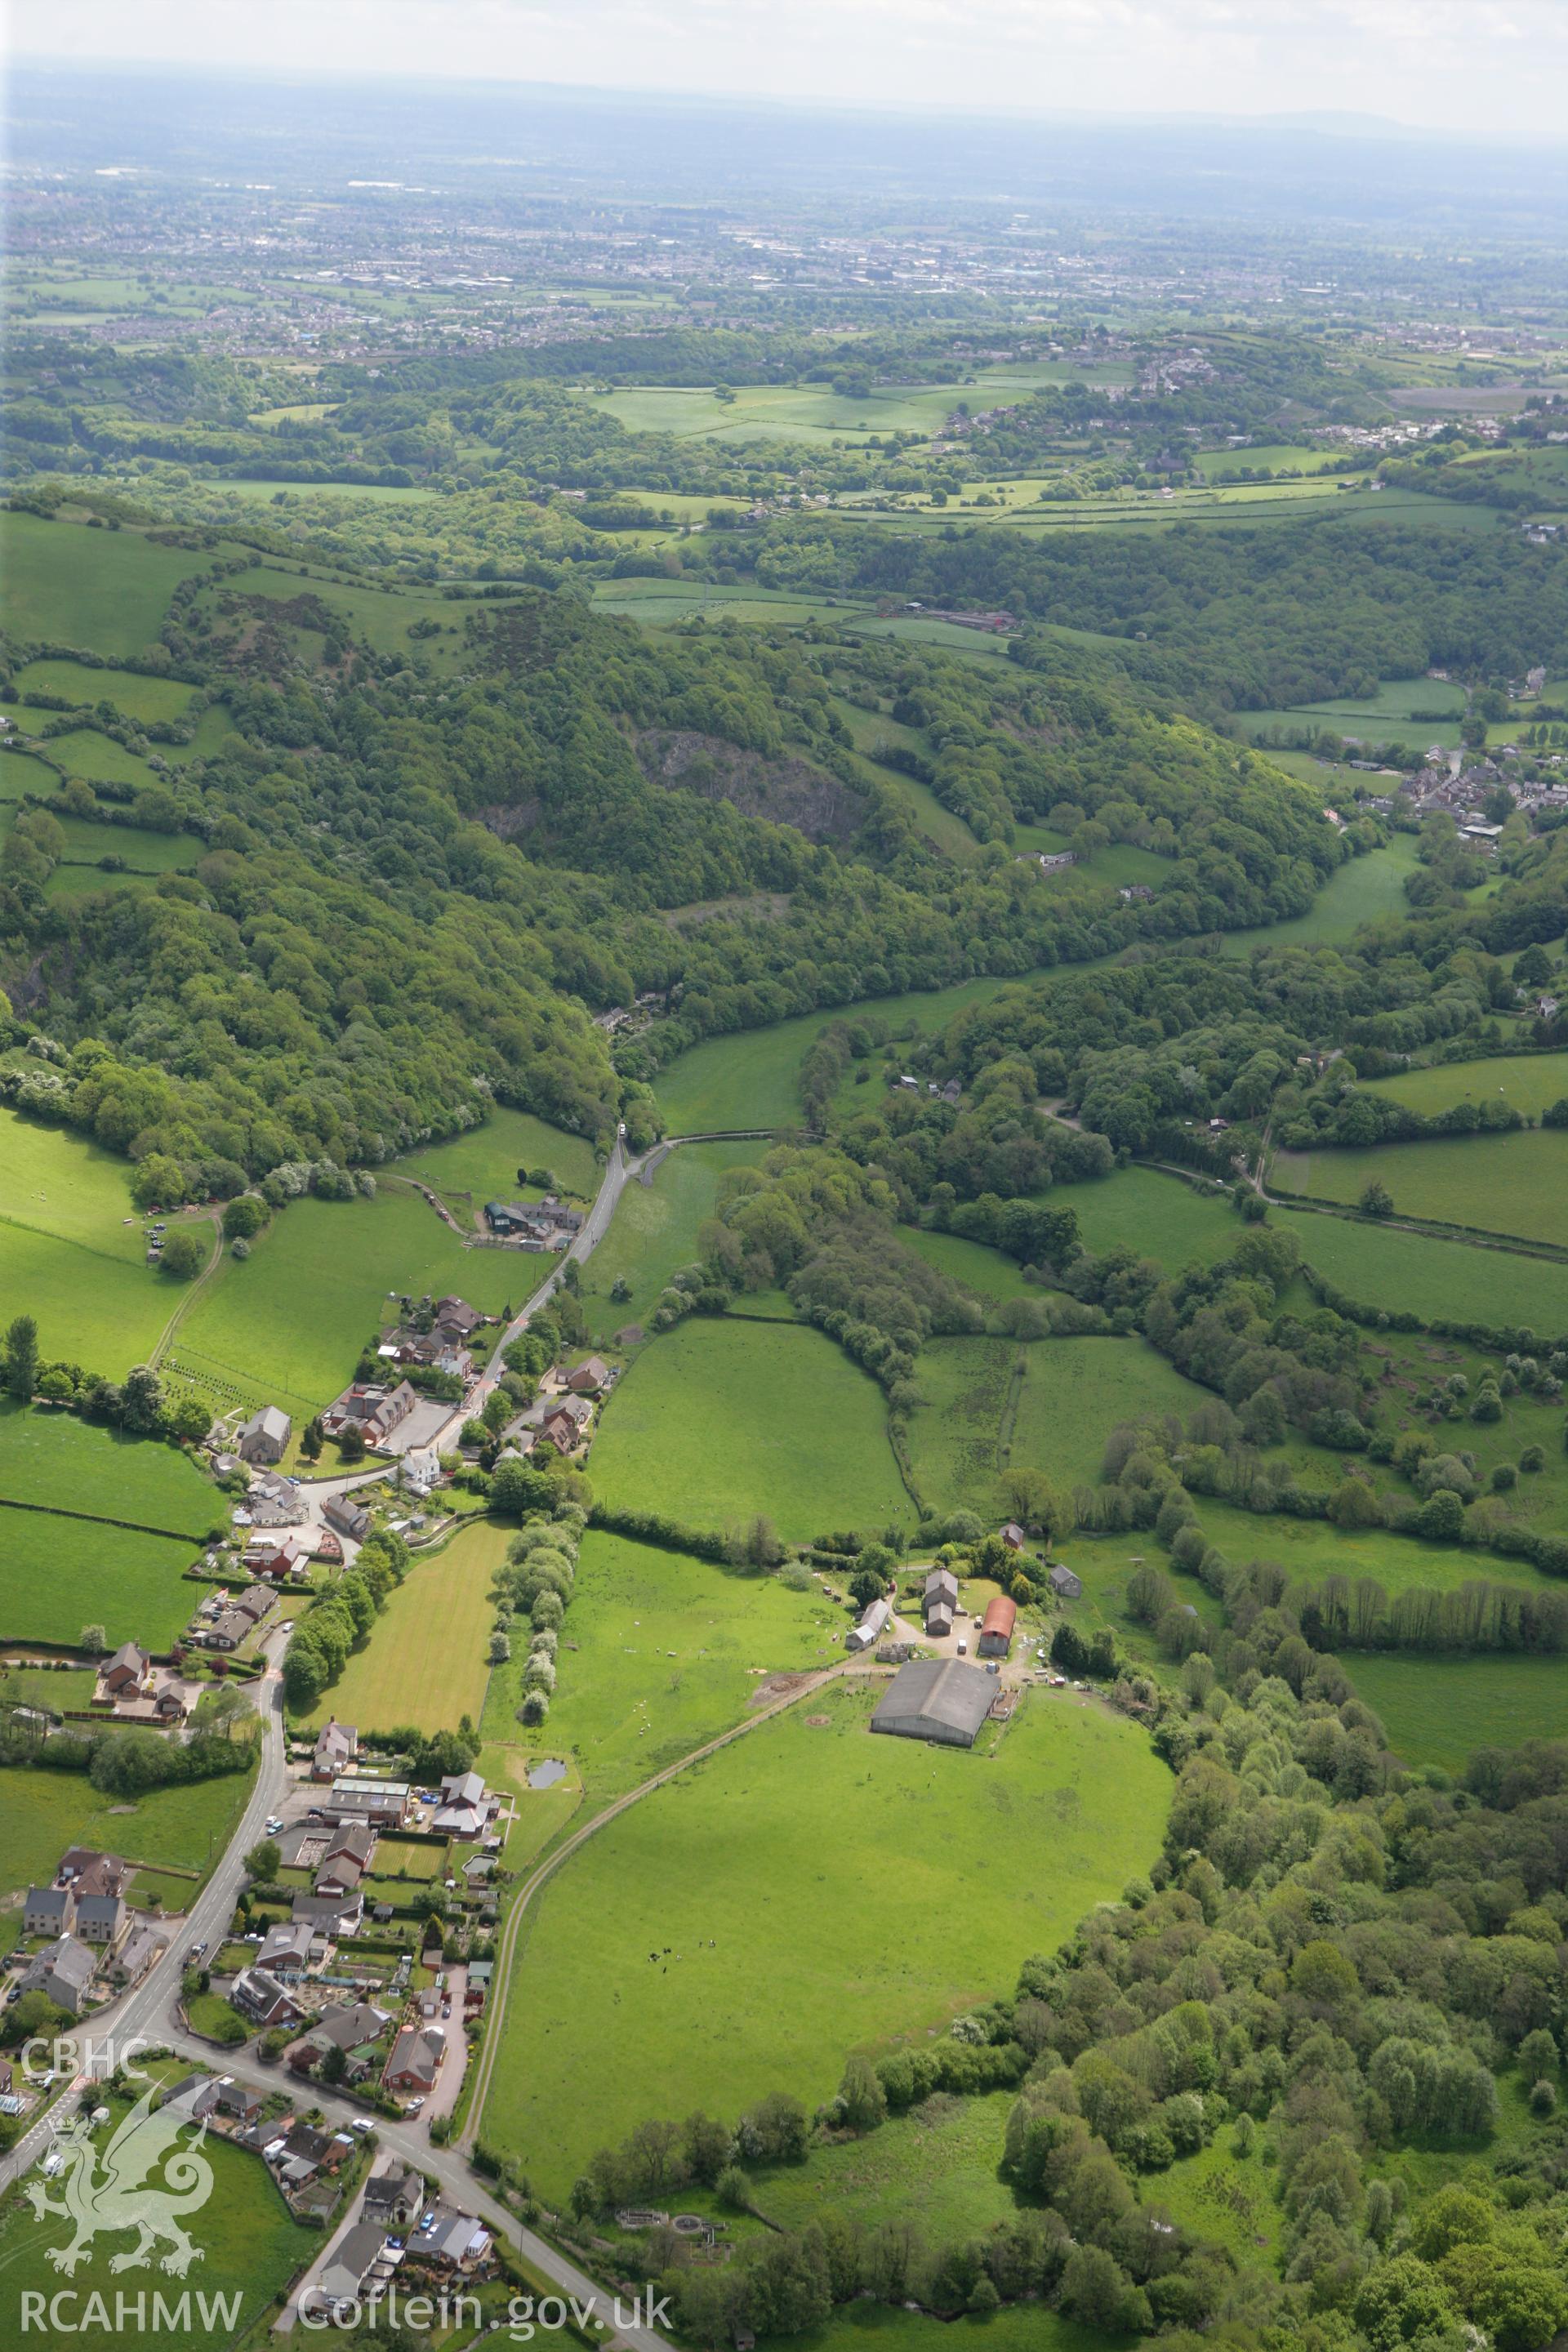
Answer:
97;1641;151;1701
256;1921;317;1981
236;1405;292;1466
215;2078;264;2128
74;1891;128;1953
323;1494;372;1544
292;1886;365;1941
432;1768;491;1839
421;2212;492;2271
313;1718;358;1781
565;1356;611;1394
384;2022;445;2100
1000;1523;1026;1552
24;1884;75;1939
317;1824;376;1892
314;2221;387;2318
289;1999;391;2082
231;1967;301;2029
18;1936;96;2016
111;1924;165;1987
320;1380;419;1450
363;2160;425;2232
243;1533;310;1582
1047;1563;1083;1601
58;1850;131;1900
163;2073;221;2125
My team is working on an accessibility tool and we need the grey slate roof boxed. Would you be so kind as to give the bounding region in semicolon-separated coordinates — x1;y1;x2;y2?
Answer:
870;1657;997;1748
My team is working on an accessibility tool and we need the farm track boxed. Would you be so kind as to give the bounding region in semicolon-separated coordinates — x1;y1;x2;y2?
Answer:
459;1656;856;2156
148;1208;223;1369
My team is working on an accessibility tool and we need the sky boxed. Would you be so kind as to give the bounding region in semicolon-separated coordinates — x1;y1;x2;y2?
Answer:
13;0;1568;140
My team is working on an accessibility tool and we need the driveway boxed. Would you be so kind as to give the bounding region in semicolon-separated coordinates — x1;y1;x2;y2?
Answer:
420;1965;467;2129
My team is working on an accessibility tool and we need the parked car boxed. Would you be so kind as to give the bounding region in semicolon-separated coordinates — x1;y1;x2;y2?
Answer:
264;1816;283;1835
349;2117;375;2134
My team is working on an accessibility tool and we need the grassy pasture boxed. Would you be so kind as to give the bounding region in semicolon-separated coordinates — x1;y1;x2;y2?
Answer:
485;1681;1169;2201
481;1530;839;1800
12;659;198;722
19;725;170;793
0;1510;197;1650
578;1139;764;1342
1270;1129;1568;1251
905;1229;1036;1303
589;1318;909;1541
0;1402;216;1533
1342;1652;1568;1775
0;1104;146;1262
298;1517;506;1735
1221;835;1422;954
0;511;214;658
1364;1050;1568;1121
1050;1166;1236;1272
172;1187;521;1417
758;2089;1017;2243
906;1334;1206;1521
0;1218;169;1376
0;2090;310;2352
1276;1204;1568;1332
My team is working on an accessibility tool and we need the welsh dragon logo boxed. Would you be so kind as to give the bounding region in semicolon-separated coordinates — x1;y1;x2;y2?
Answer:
24;2085;215;2276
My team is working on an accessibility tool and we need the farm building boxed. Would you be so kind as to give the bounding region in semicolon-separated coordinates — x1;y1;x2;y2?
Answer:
1047;1564;1083;1600
978;1595;1017;1658
870;1659;997;1749
847;1597;891;1652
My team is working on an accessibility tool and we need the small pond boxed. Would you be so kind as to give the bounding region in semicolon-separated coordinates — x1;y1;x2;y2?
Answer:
528;1757;567;1788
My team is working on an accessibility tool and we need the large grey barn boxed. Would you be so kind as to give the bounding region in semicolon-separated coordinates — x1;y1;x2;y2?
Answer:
870;1658;997;1749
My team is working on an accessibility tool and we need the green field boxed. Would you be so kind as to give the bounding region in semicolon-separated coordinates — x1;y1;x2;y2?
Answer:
12;658;199;723
298;1517;506;1735
1270;1129;1568;1254
0;2091;310;2352
579;1140;764;1341
589;1318;910;1540
907;1334;1205;1519
905;1229;1037;1303
0;1105;147;1263
1342;1652;1568;1775
394;1107;598;1230
20;725;177;796
1275;1203;1568;1332
0;511;216;658
485;1681;1169;2199
0;1402;217;1533
759;2089;1017;2243
0;1493;197;1650
1221;835;1422;954
482;1529;840;1801
0;1104;180;1374
1051;1165;1236;1271
1364;1050;1568;1121
171;1187;522;1418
